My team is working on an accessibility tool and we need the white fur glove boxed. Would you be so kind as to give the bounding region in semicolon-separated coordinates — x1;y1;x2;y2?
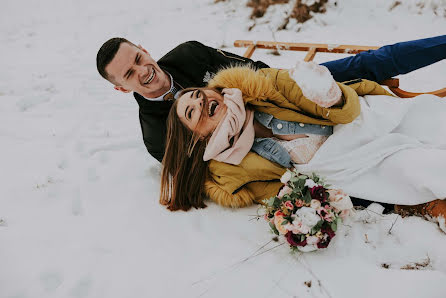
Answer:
289;61;342;108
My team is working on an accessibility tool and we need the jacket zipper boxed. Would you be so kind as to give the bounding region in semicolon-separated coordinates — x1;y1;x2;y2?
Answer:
217;49;247;62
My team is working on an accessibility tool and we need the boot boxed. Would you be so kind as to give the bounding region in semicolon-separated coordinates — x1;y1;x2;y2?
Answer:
394;199;446;233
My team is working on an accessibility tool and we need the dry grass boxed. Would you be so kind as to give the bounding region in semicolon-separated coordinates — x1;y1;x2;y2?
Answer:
400;256;431;270
247;0;328;24
247;0;290;19
381;256;432;270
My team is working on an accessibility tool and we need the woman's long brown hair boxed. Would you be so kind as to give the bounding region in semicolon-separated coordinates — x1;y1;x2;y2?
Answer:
160;87;220;211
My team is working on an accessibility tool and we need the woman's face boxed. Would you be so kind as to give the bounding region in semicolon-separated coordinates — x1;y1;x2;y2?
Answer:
176;89;227;137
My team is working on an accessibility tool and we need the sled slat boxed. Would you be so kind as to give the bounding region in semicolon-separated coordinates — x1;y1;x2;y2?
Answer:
304;47;317;62
234;40;379;55
243;44;256;59
380;79;400;88
234;40;446;98
390;87;446;98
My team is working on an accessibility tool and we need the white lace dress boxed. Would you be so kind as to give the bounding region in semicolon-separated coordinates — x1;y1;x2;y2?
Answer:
275;135;328;164
294;94;446;205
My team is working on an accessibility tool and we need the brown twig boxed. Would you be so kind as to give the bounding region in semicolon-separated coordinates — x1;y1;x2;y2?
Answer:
295;253;333;298
191;239;283;286
248;215;262;221
388;215;399;234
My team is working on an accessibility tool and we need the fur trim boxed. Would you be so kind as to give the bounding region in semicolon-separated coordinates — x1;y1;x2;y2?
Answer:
208;66;277;102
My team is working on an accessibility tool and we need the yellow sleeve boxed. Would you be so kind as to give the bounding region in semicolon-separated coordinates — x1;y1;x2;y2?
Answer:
205;152;285;208
245;180;283;204
205;179;255;208
343;79;394;97
264;68;361;124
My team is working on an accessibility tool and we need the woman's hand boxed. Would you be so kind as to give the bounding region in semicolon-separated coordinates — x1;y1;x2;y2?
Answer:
289;61;343;108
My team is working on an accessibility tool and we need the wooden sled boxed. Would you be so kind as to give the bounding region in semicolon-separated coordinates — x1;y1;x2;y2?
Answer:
234;40;446;98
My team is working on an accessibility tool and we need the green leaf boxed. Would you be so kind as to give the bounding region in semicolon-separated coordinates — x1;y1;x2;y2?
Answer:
336;216;342;225
269;222;279;235
290;175;299;182
331;221;338;232
265;197;275;207
290;192;298;200
281;220;289;225
272;197;281;208
311;220;324;234
303;190;312;203
297;178;306;190
290;246;299;254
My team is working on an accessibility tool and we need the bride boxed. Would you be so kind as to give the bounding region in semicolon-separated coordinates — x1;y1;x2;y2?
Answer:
159;63;446;231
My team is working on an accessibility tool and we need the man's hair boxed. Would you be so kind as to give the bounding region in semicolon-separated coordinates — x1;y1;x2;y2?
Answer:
96;37;135;84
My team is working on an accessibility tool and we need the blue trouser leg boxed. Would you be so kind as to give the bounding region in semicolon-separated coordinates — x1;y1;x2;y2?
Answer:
321;35;446;82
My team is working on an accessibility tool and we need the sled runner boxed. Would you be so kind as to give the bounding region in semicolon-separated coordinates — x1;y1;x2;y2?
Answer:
234;40;446;98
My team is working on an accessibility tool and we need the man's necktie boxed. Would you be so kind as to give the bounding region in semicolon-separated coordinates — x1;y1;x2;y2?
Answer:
163;92;175;101
163;82;180;101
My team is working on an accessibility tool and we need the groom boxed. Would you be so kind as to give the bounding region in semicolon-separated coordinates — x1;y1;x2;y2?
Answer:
96;36;446;162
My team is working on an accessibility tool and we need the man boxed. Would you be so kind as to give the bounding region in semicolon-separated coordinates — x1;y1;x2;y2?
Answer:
97;40;269;162
96;36;446;162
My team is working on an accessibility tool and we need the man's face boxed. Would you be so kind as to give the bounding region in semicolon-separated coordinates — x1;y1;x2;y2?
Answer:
105;42;170;98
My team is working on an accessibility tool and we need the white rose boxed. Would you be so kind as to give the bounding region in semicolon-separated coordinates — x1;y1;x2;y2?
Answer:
306;235;320;245
286;217;310;235
280;171;292;184
310;199;321;209
298;244;318;252
295;207;320;229
277;186;293;198
304;179;318;189
327;189;353;212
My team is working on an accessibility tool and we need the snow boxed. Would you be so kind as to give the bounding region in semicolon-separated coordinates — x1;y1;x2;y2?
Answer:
1;0;446;297
439;216;446;233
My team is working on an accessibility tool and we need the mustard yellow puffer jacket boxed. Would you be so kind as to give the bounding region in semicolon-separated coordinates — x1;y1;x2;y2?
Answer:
204;67;393;208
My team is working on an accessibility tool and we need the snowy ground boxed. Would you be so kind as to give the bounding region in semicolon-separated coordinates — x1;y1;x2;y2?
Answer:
1;0;446;297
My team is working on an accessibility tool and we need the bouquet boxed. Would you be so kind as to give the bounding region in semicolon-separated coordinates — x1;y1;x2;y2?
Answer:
262;169;353;252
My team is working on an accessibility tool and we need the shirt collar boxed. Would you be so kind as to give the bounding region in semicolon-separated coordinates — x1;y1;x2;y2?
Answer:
142;72;180;102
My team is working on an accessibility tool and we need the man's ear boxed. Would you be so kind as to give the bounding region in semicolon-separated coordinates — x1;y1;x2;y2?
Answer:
114;86;131;93
138;44;150;56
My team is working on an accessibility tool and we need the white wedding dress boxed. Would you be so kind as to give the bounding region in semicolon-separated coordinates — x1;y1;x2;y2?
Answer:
294;94;446;205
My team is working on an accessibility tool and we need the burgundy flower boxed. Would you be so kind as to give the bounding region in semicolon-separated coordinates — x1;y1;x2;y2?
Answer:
317;226;336;249
310;186;327;202
322;226;336;239
318;208;327;218
285;231;307;247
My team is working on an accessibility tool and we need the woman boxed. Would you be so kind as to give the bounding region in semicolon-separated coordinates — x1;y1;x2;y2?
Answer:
160;65;446;230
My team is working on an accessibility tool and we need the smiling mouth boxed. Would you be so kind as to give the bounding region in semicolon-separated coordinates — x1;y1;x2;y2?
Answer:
143;69;155;85
208;100;219;117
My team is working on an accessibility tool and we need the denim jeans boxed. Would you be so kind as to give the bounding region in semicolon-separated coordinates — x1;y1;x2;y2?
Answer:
322;35;446;82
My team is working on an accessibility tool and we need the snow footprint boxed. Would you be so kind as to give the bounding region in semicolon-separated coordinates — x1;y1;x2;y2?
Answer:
70;277;92;298
39;271;63;292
